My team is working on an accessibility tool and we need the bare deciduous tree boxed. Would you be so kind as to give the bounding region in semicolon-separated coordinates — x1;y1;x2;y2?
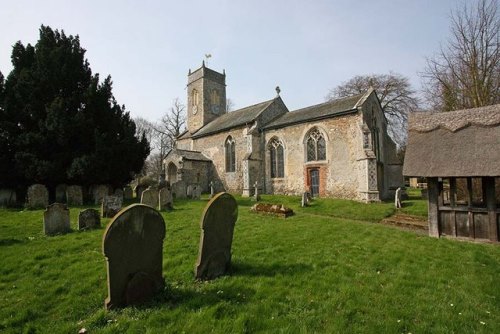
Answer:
421;0;499;111
326;72;419;146
226;98;235;112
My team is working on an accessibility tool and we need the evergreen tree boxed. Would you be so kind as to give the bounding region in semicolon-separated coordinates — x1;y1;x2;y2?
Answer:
0;25;150;189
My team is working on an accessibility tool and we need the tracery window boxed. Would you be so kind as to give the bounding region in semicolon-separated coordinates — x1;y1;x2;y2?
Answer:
306;128;326;162
225;136;235;172
269;137;284;178
210;89;220;105
191;89;199;106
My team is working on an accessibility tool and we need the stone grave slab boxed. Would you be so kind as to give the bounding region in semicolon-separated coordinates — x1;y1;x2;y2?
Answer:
0;188;16;206
158;188;173;211
44;203;71;235
123;186;133;200
102;204;166;309
27;184;49;209
195;192;238;280
141;187;159;208
93;185;110;205
78;208;101;230
192;185;201;200
55;184;67;203
171;180;187;199
66;185;83;206
101;195;123;218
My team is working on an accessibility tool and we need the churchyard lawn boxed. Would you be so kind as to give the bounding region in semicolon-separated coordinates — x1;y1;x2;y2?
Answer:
0;194;498;333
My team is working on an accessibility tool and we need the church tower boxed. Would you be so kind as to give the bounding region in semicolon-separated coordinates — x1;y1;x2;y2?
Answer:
187;62;227;134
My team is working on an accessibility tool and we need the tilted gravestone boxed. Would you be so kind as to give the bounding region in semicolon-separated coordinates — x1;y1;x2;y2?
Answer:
195;192;238;280
141;187;159;208
44;203;71;235
123;186;133;200
101;195;123;218
93;185;110;205
102;204;166;309
78;208;101;230
27;184;49;209
55;184;67;203
171;180;187;199
158;187;173;211
66;185;83;206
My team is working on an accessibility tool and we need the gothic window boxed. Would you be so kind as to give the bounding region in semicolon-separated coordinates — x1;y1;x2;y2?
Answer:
191;89;199;106
210;89;220;105
225;136;235;172
269;137;284;178
371;108;380;161
305;128;327;162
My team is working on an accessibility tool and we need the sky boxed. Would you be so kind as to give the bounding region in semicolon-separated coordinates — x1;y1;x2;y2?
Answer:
0;0;463;121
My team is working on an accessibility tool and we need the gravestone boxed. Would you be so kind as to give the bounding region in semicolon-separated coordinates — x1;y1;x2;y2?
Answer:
252;181;261;201
43;203;71;235
0;188;16;206
123;186;133;200
66;185;83;206
395;187;402;209
301;192;309;207
102;195;123;218
195;192;238;280
158;187;173;211
78;208;101;230
209;181;215;199
141;187;159;208
102;204;166;309
186;184;193;198
171;180;187;199
93;185;109;205
134;185;147;199
192;185;201;200
55;184;67;203
27;184;49;209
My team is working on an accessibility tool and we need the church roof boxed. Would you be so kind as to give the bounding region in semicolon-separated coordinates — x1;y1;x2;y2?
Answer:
191;98;277;138
263;93;366;130
168;149;212;162
403;104;500;177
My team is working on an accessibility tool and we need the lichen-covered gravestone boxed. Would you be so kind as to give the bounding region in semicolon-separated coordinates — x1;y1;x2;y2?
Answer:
141;187;159;208
78;208;101;230
66;185;83;206
93;185;109;205
101;195;123;218
158;187;173;211
27;184;49;209
43;203;71;235
195;192;238;280
102;204;166;309
171;180;187;199
114;188;124;200
0;188;16;206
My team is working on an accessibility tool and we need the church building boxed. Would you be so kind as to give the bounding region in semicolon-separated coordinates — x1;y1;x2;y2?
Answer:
164;63;403;202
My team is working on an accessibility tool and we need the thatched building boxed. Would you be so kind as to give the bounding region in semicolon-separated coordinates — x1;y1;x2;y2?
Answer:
403;104;500;242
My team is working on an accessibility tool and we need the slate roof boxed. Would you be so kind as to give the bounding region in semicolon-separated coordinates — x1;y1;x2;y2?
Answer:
170;149;211;162
403;104;500;177
263;92;366;130
192;98;276;138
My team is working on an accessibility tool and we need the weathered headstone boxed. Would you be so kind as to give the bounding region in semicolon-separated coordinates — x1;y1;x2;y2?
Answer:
55;184;67;203
395;187;402;209
26;184;49;209
171;180;187;199
93;185;110;205
0;188;16;206
102;195;123;218
186;184;193;198
123;186;133;200
134;185;147;199
43;203;71;235
209;181;215;199
141;187;159;208
301;192;309;207
195;192;238;280
102;204;166;309
252;181;261;201
78;208;101;230
114;188;124;200
66;185;83;206
158;187;173;211
192;185;201;200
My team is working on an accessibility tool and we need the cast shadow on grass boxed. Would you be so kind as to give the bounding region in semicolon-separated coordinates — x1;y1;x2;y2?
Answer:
0;238;26;246
230;260;313;278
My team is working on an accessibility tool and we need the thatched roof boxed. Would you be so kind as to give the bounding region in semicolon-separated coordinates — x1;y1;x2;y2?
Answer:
403;104;500;177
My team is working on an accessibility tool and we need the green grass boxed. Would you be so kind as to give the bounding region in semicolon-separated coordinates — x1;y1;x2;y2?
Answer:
0;195;498;333
400;188;429;217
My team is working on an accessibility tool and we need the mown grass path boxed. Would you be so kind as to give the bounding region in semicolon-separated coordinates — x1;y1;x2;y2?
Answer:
0;194;498;333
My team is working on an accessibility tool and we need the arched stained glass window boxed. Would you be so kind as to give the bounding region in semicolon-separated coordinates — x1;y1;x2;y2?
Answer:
225;136;235;172
269;137;285;178
306;128;327;162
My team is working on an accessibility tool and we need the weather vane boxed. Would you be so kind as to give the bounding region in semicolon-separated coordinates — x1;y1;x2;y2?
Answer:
205;53;212;66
